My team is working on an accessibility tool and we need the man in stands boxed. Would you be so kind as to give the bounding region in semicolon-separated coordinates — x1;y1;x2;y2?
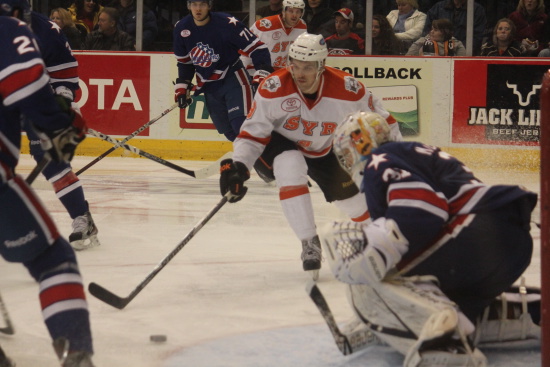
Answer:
325;7;365;55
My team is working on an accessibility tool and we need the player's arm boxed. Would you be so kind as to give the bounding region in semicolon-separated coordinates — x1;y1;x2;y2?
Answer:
231;20;273;85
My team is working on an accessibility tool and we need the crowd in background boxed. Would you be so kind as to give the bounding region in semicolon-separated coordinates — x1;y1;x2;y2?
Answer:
39;0;550;56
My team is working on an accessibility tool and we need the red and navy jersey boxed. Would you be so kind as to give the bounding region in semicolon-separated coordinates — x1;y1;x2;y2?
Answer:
173;12;271;92
361;142;536;250
0;17;71;181
30;11;79;93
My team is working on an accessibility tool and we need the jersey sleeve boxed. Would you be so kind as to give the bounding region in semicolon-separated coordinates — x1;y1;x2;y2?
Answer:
32;12;79;94
228;18;272;71
173;21;196;82
0;19;71;132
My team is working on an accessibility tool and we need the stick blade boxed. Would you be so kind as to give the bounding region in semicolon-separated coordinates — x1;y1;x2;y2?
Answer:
193;151;233;179
88;282;130;310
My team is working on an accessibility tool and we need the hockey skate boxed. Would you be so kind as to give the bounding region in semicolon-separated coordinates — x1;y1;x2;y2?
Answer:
301;236;322;280
69;212;100;251
53;338;95;367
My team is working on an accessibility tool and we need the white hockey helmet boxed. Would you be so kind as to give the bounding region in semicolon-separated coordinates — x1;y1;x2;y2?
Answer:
333;111;391;177
288;33;328;68
283;0;305;11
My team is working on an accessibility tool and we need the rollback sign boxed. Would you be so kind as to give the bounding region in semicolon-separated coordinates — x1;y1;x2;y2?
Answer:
453;61;549;145
74;54;150;136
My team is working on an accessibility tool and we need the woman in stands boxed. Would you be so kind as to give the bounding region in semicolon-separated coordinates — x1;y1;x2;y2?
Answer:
50;7;84;49
508;0;547;56
480;18;523;56
406;18;466;56
372;14;404;55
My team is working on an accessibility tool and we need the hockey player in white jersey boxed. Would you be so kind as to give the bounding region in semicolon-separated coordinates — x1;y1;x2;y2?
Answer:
241;0;307;76
220;33;403;279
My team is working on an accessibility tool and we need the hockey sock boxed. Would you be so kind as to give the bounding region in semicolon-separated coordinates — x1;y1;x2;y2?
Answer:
46;167;88;219
279;185;317;240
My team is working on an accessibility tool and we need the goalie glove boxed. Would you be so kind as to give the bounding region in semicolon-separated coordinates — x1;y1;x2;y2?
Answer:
220;159;250;203
319;218;408;286
174;78;193;109
35;101;87;163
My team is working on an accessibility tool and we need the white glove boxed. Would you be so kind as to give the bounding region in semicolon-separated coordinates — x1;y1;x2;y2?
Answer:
389;121;403;142
319;218;409;286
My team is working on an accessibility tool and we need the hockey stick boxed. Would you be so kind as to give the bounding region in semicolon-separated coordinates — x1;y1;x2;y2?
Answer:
25;157;50;185
87;128;232;179
75;103;178;176
88;193;230;309
306;281;380;356
0;292;15;335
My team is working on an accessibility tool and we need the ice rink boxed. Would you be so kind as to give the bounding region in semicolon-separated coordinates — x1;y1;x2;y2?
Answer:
0;153;542;367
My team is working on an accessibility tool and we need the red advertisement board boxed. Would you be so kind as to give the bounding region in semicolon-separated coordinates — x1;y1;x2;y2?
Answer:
74;54;151;136
452;59;550;146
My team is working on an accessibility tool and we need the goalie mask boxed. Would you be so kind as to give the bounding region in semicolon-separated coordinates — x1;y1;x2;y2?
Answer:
333;111;391;181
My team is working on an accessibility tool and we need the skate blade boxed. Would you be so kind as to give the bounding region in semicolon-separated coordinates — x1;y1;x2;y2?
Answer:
71;236;101;251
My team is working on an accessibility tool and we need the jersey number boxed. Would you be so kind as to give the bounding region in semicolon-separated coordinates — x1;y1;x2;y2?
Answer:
13;35;37;55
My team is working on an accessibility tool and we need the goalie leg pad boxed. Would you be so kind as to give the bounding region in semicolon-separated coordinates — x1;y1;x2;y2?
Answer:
346;277;485;367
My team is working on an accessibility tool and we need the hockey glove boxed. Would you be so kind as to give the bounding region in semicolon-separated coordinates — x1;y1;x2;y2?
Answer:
36;102;87;163
319;218;408;286
220;159;250;203
174;78;193;109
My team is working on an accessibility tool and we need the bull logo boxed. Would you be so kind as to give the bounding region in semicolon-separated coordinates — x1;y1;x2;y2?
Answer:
506;81;542;107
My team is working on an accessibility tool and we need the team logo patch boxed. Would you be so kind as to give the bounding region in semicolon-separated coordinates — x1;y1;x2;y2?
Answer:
281;98;301;112
190;42;220;67
272;31;282;40
344;76;360;94
262;76;282;92
181;29;191;37
260;19;272;28
247;101;257;119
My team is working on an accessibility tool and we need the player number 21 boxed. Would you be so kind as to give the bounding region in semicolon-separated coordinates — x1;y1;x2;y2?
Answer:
13;35;37;55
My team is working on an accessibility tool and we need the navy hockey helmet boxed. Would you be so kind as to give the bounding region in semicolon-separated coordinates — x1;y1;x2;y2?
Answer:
187;0;212;7
0;0;31;23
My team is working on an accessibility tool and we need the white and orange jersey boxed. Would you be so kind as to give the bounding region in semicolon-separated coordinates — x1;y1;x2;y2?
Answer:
233;67;397;169
240;14;307;75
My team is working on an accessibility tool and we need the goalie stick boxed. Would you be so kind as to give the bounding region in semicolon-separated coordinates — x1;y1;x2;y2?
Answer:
75;103;178;176
87;128;231;179
0;292;14;335
306;281;380;356
88;193;230;309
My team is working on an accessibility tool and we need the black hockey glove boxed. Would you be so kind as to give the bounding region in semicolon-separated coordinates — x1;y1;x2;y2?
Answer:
174;78;193;109
35;97;87;163
220;159;250;203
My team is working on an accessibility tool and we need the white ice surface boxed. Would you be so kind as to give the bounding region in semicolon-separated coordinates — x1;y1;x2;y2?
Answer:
0;154;541;367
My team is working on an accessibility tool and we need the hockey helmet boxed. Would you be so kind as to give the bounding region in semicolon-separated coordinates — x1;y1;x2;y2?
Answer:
288;33;328;68
0;0;30;22
187;0;212;7
333;111;391;177
283;0;305;11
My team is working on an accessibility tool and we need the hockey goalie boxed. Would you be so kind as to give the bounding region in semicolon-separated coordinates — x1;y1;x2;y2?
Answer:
317;111;541;367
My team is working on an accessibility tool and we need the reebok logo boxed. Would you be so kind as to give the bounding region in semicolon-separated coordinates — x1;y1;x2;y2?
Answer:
4;230;38;248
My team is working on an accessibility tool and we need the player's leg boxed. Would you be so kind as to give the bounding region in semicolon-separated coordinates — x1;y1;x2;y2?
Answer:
305;152;370;222
0;175;94;365
26;126;100;251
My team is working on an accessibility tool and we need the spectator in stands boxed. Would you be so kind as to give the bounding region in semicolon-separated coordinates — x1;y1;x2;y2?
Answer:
82;7;135;50
538;17;550;56
372;14;404;55
69;0;103;37
326;7;365;54
480;17;523;56
424;0;486;55
304;0;335;38
407;18;466;55
256;0;283;20
387;0;427;51
50;7;84;49
508;0;547;56
109;0;158;50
